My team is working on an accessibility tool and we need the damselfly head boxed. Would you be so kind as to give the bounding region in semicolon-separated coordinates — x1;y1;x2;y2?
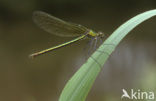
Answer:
98;31;104;38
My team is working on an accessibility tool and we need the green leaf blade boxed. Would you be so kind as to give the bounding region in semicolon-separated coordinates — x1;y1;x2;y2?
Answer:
59;9;156;101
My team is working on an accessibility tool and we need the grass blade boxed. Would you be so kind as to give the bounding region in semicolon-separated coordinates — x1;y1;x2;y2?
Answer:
59;9;156;101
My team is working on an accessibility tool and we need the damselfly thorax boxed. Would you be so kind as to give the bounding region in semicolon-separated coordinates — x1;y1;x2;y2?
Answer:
86;30;104;38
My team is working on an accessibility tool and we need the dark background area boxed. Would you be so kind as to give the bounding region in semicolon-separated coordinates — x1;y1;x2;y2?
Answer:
0;0;156;101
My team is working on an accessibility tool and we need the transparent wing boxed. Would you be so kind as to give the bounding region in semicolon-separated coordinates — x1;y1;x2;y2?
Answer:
33;11;88;37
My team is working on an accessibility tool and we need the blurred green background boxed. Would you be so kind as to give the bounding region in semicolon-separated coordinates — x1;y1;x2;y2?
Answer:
0;0;156;101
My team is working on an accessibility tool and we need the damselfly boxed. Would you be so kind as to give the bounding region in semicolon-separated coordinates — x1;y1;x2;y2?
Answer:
30;11;105;58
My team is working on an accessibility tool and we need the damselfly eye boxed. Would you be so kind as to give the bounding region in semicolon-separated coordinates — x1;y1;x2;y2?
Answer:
98;32;104;38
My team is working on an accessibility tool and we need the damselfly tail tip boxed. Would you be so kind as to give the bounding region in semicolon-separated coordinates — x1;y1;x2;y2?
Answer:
29;53;38;59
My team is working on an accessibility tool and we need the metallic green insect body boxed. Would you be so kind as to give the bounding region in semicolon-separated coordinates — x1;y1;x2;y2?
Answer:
30;11;104;58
